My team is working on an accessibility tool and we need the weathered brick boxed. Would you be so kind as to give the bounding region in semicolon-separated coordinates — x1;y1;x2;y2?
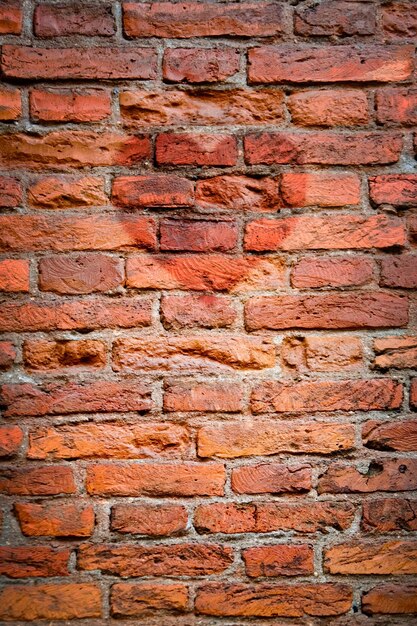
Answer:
23;339;106;370
1;380;152;417
295;1;375;36
196;175;281;212
0;341;16;371
0;546;69;579
39;254;124;294
376;88;417;125
281;172;360;207
373;335;417;369
324;540;417;575
248;45;413;83
34;3;115;37
161;295;236;329
243;545;314;577
120;88;284;126
198;421;354;458
318;458;417;493
0;2;22;34
251;379;402;414
0;87;21;120
369;174;417;207
231;463;311;494
86;462;225;496
2;46;157;80
0;584;101;621
28;422;189;459
0;466;75;495
0;131;151;168
291;257;374;288
0;259;30;292
156;133;237;166
362;498;417;533
363;584;417;615
282;335;363;373
30;88;111;122
28;176;108;209
160;219;237;252
380;255;417;288
15;501;95;537
382;2;417;40
112;175;194;208
111;504;188;536
163;48;240;83
245;292;408;330
110;583;189;617
195;583;352;617
0;214;156;251
164;379;243;412
288;90;369;127
0;425;22;458
0;176;21;207
123;2;285;37
363;419;417;452
78;543;233;576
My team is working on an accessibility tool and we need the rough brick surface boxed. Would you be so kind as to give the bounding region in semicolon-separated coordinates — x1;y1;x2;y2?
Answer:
0;3;415;623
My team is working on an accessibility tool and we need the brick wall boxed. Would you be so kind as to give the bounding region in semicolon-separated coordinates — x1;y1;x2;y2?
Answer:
0;0;417;623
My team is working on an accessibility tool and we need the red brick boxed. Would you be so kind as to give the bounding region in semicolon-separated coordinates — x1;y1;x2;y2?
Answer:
363;419;417;452
288;90;369;127
295;1;375;36
0;341;16;370
0;259;30;292
161;295;236;329
120;88;284;126
15;501;95;537
111;504;188;536
0;214;156;251
164;379;243;413
281;172;360;207
126;254;286;292
324;540;417;575
243;545;314;577
291;257;374;288
39;254;124;294
156;133;237;166
245;292;408;330
30;88;111;122
160;220;238;252
248;45;413;83
244;131;403;165
196;175;281;212
0;584;101;621
194;501;355;535
0;176;21;207
198;421;354;458
380;255;417;289
318;458;417;494
123;2;284;37
231;463;311;494
0;87;21;120
79;543;233;577
163;48;240;83
363;584;417;615
28;422;189;460
86;462;225;496
23;338;106;370
0;297;152;332
373;335;417;369
0;546;69;578
0;425;22;457
369;174;417;207
0;131;151;168
113;335;275;372
282;335;363;373
362;498;417;533
244;214;406;252
382;2;417;39
28;176;107;209
1;380;152;417
0;465;75;495
251;379;401;414
34;3;115;36
112;175;194;208
2;45;157;80
0;2;21;34
376;88;417;124
195;583;352;617
111;583;189;617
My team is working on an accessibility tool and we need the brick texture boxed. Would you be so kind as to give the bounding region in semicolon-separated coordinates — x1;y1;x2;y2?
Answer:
0;2;415;623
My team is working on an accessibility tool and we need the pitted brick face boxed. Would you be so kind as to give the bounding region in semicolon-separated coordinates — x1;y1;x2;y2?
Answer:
0;1;416;623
